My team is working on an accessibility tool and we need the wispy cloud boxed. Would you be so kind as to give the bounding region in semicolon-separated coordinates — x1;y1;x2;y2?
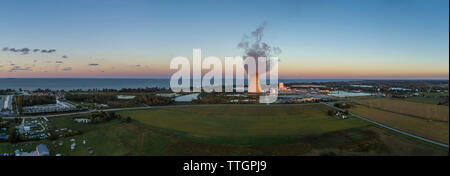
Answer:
62;67;72;71
88;63;99;66
2;46;60;55
40;49;56;53
9;66;32;72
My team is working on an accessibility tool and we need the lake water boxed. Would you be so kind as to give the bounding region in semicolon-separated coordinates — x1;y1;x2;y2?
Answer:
0;78;360;91
0;78;170;90
329;91;372;97
175;93;200;102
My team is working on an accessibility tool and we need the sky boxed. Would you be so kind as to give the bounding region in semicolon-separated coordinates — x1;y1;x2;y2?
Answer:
0;0;448;79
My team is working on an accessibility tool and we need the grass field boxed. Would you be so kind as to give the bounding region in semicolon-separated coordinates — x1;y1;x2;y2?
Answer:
1;104;447;156
400;97;445;105
356;98;449;122
118;105;371;145
351;104;449;144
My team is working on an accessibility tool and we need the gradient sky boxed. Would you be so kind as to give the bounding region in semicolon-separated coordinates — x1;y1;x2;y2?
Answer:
0;0;448;79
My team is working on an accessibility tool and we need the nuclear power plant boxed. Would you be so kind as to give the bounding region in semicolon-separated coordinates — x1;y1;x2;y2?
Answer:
248;71;262;93
238;22;281;94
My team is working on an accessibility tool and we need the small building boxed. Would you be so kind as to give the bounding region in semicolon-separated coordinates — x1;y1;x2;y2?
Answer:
74;118;91;123
318;90;330;94
117;95;136;100
36;144;50;156
15;150;21;156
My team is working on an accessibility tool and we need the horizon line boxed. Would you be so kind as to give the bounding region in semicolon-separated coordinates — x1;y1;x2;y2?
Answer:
0;77;448;80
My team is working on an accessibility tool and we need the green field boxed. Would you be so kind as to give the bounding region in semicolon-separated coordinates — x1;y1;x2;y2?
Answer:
118;105;371;145
1;104;447;156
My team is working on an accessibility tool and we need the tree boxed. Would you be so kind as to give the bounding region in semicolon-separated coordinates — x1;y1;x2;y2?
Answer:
328;110;333;116
344;110;349;115
8;123;19;143
48;130;59;140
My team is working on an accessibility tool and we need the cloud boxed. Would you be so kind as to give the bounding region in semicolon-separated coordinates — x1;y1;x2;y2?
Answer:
62;55;68;59
2;46;57;54
41;49;56;53
20;48;31;54
9;66;32;72
56;61;63;64
62;67;72;71
3;47;31;55
88;63;99;66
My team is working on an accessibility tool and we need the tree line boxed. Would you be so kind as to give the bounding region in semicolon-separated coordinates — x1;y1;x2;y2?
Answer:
65;93;173;107
17;95;56;107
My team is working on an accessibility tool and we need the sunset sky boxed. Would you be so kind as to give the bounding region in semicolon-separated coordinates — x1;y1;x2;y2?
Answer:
0;0;448;79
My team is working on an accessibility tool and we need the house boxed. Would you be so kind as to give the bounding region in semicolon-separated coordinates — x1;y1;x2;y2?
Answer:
15;150;21;156
36;144;50;156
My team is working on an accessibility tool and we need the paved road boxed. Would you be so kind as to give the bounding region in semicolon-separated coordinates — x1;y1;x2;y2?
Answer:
322;102;449;148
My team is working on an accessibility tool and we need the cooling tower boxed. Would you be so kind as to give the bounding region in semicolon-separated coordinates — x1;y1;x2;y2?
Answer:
248;71;262;94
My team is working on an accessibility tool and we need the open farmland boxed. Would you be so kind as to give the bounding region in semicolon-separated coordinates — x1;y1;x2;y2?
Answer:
1;104;447;156
351;105;449;144
356;98;449;122
118;104;370;143
400;97;445;105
